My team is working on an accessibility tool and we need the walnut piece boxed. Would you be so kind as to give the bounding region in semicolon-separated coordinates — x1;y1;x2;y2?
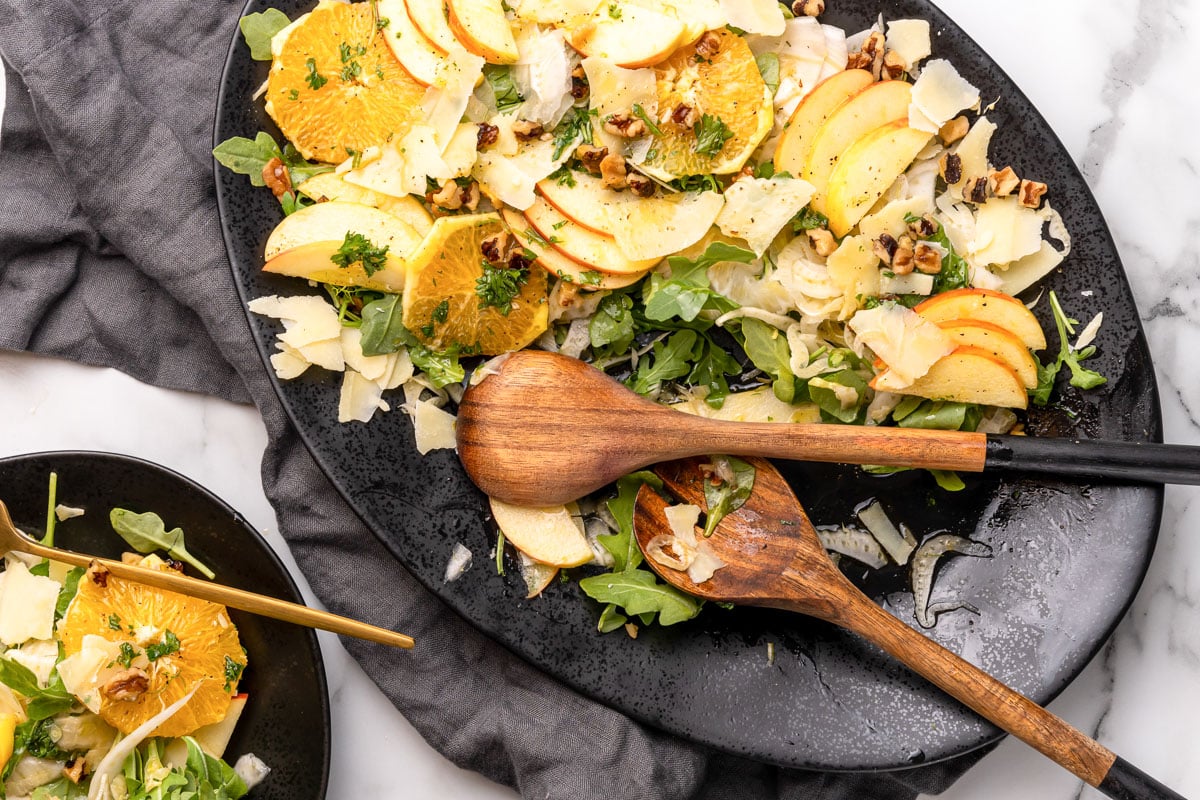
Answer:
511;119;545;141
791;0;825;17
599;153;629;190
989;166;1019;197
1018;179;1048;208
907;214;939;239
575;143;609;174
669;103;699;128
964;176;989;204
872;233;898;265
101;668;150;703
87;561;109;588
913;242;943;274
628;173;655;198
881;50;907;80
938;115;969;145
261;157;292;200
939;152;963;185
481;231;509;263
694;31;722;59
570;65;589;100
428;180;463;211
846;30;885;79
891;235;916;275
62;757;86;785
603;113;647;139
807;227;837;257
476;122;499;150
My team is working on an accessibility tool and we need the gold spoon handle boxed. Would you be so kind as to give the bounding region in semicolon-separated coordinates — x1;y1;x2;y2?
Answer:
17;535;413;649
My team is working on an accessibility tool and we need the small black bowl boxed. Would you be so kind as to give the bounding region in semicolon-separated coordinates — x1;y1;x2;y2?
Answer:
0;451;330;800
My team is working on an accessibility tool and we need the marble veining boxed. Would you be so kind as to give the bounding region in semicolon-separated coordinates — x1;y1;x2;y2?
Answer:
3;0;1200;797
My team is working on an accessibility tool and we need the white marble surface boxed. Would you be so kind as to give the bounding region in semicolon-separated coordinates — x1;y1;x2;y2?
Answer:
2;0;1199;797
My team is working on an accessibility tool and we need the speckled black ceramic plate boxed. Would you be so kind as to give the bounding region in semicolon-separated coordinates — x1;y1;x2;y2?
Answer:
0;452;330;798
214;0;1163;771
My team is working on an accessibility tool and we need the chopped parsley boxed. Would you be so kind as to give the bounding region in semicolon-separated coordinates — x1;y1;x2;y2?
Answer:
117;642;137;668
476;262;529;315
339;59;363;82
432;299;450;324
108;613;122;631
223;655;246;691
551;105;597;160
667;173;721;193
791;206;828;231
523;227;557;248
304;57;327;90
693;114;734;158
631;104;663;137
607;2;622;18
145;630;181;662
331;232;390;276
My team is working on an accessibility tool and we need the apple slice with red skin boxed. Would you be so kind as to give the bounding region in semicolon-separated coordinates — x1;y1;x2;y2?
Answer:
915;287;1047;351
870;344;1029;409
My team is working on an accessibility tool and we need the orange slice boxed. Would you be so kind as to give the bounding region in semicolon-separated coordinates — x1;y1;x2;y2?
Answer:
265;1;426;164
402;213;550;354
59;558;245;737
639;29;773;180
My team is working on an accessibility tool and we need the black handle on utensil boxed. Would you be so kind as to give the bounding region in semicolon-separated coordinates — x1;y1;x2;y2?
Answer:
1099;757;1187;800
985;436;1200;485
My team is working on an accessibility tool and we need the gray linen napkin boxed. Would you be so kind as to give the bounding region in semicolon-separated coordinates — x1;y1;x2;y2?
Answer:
0;1;992;796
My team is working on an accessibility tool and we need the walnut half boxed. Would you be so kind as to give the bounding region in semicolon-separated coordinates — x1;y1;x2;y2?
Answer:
101;668;150;703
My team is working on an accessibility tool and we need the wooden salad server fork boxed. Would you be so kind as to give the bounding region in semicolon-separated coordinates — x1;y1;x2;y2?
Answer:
456;351;1200;505
0;500;414;649
632;456;1184;800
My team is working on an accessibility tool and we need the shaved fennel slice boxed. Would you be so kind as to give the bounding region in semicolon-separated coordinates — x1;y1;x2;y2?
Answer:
88;686;199;800
910;534;992;628
857;501;916;565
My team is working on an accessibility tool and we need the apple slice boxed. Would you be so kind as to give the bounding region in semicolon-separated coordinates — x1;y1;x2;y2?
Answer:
405;0;461;55
263;201;421;292
774;69;873;178
378;0;447;85
536;172;621;235
567;4;688;69
915;287;1047;351
801;79;913;212
502;208;648;288
936;319;1039;389
524;197;660;274
824;121;933;237
871;345;1029;409
446;0;520;64
297;173;434;234
489;498;594;567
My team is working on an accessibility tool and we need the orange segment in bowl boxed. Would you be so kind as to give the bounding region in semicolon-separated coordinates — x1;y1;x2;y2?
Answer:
265;0;426;164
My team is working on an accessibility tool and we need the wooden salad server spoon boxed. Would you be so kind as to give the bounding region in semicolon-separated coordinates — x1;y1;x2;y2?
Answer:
457;351;1200;505
0;500;414;649
632;456;1184;800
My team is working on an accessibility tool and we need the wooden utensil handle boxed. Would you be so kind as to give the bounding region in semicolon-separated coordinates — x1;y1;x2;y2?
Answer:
818;591;1184;798
986;436;1200;485
23;540;414;649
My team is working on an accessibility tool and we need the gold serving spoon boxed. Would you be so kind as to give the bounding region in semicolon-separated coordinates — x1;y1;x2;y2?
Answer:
632;456;1183;800
0;500;413;649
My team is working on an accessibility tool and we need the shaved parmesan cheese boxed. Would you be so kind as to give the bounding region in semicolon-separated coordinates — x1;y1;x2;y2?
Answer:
910;59;979;133
716;176;815;256
421;52;486;150
950;115;997;195
849;304;955;387
885;19;931;68
582;56;657;156
269;348;312;380
826;236;881;320
513;26;578;128
248;295;345;372
0;561;63;645
880;271;934;295
858;195;934;241
969;196;1044;266
57;634;127;713
345;125;450;197
969;264;1006;291
1075;313;1103;350
607;191;725;260
413;399;457;454
994;240;1065;296
338;369;389;423
474;136;573;210
720;0;784;36
649;503;726;584
5;639;58;687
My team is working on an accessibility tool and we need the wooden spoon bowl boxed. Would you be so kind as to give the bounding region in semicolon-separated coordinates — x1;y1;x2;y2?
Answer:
633;457;1184;800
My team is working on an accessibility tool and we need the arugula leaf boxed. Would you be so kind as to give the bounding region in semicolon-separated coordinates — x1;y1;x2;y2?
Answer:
702;456;756;537
184;737;250;798
483;64;524;113
596;603;628;633
578;568;701;626
589;292;636;356
54;566;85;622
239;9;290;60
755;52;780;95
109;509;215;579
895;400;981;431
282;143;332;184
739;318;795;403
693;114;734;158
597;471;662;572
643;242;753;323
667;173;721;193
0;657;74;721
930;470;966;491
212;132;330;190
358;296;465;386
806;369;868;424
1032;291;1107;405
630;330;698;395
686;335;741;408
